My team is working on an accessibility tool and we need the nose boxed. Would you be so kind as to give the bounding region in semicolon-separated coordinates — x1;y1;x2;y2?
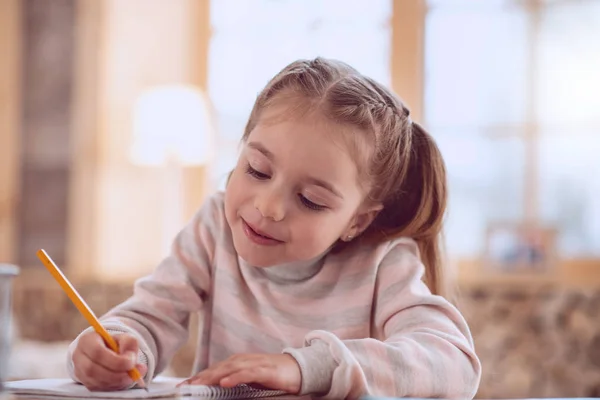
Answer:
254;188;286;222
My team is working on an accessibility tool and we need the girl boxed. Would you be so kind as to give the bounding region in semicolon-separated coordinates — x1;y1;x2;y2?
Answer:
68;58;481;399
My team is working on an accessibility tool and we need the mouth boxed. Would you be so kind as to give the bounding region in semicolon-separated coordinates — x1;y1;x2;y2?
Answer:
242;219;283;246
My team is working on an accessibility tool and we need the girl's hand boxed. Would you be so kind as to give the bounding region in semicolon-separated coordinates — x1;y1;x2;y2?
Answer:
72;331;147;391
178;353;301;394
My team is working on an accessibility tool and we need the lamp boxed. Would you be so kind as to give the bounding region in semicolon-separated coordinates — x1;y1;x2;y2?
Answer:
131;85;214;256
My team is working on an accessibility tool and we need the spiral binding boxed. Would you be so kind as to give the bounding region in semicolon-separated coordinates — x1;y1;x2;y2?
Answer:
182;384;286;399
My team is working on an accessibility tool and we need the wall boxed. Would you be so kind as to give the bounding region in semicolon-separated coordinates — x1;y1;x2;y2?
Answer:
0;0;77;269
17;0;75;268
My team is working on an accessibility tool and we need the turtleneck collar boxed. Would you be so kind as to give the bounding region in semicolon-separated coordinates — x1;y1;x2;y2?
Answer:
238;248;330;284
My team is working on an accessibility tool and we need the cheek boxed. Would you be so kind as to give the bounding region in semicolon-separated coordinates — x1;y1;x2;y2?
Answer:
291;211;350;248
225;168;251;212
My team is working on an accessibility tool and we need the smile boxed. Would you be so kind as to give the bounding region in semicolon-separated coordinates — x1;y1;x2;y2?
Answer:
242;220;284;246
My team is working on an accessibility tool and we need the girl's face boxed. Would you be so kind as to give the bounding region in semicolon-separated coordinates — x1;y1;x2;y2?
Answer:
224;108;379;267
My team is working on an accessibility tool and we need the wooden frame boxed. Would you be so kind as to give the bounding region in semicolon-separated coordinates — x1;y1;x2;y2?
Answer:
66;0;103;278
484;222;558;274
0;0;22;265
391;0;426;122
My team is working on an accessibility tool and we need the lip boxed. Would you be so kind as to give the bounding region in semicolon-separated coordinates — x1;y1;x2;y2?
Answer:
242;219;283;246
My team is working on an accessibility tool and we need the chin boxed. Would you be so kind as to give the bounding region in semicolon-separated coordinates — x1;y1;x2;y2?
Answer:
236;245;283;267
230;233;282;267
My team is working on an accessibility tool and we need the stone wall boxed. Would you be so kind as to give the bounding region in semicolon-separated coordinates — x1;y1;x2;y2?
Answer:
11;281;600;398
461;285;600;398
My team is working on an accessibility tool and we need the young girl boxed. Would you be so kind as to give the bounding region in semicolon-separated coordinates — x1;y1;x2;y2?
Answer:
68;58;481;399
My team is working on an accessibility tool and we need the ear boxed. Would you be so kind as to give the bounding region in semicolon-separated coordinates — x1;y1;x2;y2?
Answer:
341;203;383;241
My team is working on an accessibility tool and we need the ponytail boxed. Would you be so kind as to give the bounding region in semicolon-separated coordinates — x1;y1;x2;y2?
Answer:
407;122;448;297
368;122;450;298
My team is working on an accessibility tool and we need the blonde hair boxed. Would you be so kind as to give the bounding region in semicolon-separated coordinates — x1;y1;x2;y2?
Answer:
241;58;449;297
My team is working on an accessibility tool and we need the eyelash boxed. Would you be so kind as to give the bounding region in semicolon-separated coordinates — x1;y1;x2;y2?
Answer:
245;164;269;180
245;164;327;212
299;195;326;211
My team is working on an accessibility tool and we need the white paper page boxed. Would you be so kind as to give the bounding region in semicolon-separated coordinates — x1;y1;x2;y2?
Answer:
6;377;286;399
5;377;181;399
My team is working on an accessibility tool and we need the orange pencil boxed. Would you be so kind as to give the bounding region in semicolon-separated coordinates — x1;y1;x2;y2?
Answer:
36;249;148;391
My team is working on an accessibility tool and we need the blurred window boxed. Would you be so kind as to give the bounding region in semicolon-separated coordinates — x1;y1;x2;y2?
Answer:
425;0;600;257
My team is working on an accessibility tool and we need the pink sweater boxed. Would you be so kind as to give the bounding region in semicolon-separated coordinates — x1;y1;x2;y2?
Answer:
68;192;481;399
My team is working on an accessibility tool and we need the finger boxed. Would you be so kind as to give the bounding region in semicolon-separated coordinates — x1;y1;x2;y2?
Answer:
220;367;268;389
81;352;131;389
115;334;139;356
115;334;141;369
74;349;132;390
135;363;148;377
88;375;134;393
184;358;231;385
80;333;136;373
175;379;188;388
188;359;247;386
187;370;224;386
176;376;195;387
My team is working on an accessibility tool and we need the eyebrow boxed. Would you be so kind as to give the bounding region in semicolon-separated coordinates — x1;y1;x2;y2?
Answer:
306;177;344;199
247;141;275;161
246;140;343;199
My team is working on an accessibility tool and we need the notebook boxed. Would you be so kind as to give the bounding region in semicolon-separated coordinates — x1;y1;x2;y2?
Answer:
5;376;287;399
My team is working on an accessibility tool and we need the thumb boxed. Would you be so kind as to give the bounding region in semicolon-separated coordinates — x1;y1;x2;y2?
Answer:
115;334;140;365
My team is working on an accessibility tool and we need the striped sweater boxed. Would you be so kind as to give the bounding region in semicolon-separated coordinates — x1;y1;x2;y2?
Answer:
67;192;481;399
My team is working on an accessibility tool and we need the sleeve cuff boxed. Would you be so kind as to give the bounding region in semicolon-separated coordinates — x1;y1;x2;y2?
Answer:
283;339;338;396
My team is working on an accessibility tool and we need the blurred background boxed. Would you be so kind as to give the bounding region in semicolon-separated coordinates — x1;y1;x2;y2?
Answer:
1;0;599;397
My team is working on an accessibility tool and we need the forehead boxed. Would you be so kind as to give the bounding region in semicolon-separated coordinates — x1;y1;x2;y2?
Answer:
248;107;365;191
257;92;373;168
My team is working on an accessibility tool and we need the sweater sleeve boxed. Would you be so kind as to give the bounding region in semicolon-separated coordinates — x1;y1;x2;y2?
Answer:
284;239;481;399
66;195;223;383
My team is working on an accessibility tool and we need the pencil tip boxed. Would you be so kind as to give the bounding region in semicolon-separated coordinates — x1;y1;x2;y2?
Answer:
136;379;149;392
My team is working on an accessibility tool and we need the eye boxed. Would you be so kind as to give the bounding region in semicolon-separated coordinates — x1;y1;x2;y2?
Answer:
245;164;270;180
298;194;327;212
